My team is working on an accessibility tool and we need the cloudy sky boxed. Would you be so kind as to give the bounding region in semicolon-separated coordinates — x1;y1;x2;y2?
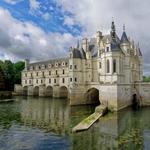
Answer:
0;0;150;74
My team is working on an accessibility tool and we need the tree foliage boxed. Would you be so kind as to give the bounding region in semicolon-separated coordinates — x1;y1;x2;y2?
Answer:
143;76;150;82
0;60;25;91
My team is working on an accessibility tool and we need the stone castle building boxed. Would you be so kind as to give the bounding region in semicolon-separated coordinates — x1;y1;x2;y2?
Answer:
15;21;150;111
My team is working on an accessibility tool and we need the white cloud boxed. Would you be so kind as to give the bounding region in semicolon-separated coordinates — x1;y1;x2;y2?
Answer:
55;0;150;74
4;0;22;5
42;12;51;21
64;16;75;26
0;7;77;62
29;0;40;10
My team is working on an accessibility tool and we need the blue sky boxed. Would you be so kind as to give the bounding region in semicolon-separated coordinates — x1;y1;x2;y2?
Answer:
0;0;150;74
0;0;81;35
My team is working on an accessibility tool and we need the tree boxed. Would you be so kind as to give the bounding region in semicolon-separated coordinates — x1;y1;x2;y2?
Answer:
0;60;25;91
0;65;5;90
14;61;25;84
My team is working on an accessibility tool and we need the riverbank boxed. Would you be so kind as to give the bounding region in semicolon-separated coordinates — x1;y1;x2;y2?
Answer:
0;91;12;99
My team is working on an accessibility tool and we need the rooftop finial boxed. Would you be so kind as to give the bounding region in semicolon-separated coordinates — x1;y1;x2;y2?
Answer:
123;24;125;32
111;18;116;38
77;40;80;49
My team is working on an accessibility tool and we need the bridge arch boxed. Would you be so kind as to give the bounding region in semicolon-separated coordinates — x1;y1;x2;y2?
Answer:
85;88;100;105
59;86;68;98
33;86;39;96
45;86;53;97
23;86;28;96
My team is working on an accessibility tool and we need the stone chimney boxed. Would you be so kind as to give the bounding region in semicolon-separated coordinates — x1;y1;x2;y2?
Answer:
25;59;29;70
96;31;102;44
82;38;88;52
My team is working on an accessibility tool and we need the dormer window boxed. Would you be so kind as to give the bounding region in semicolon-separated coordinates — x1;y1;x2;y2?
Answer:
41;64;45;69
36;65;39;70
62;62;65;66
48;64;52;68
55;62;58;67
30;66;33;70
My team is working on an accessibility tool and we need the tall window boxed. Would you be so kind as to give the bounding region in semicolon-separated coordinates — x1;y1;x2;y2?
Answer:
36;79;38;84
75;77;77;82
74;65;77;69
107;59;110;73
36;72;38;76
54;79;56;83
49;79;51;83
70;65;72;69
99;62;101;69
113;59;117;73
63;69;65;74
56;70;57;75
70;78;72;82
62;78;65;83
49;71;51;75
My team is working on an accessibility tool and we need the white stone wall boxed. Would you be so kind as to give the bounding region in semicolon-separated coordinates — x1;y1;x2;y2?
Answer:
138;83;150;106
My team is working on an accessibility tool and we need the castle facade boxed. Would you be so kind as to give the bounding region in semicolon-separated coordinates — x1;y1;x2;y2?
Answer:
16;21;150;111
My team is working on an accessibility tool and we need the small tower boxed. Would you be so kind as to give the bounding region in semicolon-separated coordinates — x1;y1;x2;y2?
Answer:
120;25;130;54
121;25;129;44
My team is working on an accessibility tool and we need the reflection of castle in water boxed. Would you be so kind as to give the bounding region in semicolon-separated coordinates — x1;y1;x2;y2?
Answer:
19;98;150;150
71;108;150;150
20;97;70;136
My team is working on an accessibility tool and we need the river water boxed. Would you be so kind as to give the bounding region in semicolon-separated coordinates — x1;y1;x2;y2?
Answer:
0;97;149;150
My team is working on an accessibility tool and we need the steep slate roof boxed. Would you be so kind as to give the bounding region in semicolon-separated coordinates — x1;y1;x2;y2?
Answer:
121;31;129;43
111;38;122;52
72;48;82;59
101;34;122;52
29;57;69;68
88;38;98;58
80;48;86;59
139;48;142;56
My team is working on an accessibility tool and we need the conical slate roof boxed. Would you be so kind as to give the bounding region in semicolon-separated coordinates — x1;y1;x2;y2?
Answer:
111;38;122;52
121;31;129;43
139;48;142;56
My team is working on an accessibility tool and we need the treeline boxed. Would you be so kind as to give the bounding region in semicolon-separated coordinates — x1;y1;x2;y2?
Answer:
0;60;25;91
143;76;150;82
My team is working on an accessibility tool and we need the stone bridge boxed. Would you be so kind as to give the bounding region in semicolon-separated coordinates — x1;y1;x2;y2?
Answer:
14;82;150;111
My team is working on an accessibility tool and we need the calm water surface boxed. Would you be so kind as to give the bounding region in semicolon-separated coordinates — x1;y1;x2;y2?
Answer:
0;97;149;150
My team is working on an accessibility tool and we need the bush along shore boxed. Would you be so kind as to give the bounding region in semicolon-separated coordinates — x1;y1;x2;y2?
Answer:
0;91;12;100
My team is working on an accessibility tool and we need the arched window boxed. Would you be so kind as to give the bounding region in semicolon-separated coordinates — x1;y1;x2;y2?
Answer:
107;59;110;73
113;59;117;73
